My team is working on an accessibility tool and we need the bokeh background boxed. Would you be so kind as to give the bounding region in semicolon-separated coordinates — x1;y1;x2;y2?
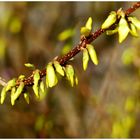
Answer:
0;2;140;138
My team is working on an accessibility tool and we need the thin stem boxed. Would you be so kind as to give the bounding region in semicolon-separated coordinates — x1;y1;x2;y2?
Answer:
7;2;140;87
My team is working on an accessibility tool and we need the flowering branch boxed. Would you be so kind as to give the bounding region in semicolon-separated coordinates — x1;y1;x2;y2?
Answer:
16;2;140;87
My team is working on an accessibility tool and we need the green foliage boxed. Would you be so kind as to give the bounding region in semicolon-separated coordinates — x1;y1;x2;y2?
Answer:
0;5;140;108
18;75;25;80
65;65;75;87
80;17;93;37
102;9;140;43
86;44;98;65
33;70;40;98
11;87;16;106
80;27;91;37
32;86;39;97
0;86;7;104
0;38;6;60
121;48;133;65
39;81;45;94
82;48;89;71
38;81;48;101
128;16;140;30
74;75;78;85
118;17;130;43
124;97;135;112
53;61;65;76
24;92;30;104
33;70;40;85
6;78;16;92
46;62;58;88
11;82;24;105
58;28;75;41
24;63;35;69
101;11;117;29
35;115;46;131
85;17;93;30
122;115;135;131
61;44;72;55
111;94;137;138
111;115;135;138
111;121;124;138
9;17;22;34
106;27;118;35
129;23;139;37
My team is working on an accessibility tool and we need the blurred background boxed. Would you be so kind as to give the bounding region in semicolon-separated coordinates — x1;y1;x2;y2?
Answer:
0;2;140;138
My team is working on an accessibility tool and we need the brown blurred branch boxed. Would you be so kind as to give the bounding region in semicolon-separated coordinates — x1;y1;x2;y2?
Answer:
8;2;140;87
0;77;7;86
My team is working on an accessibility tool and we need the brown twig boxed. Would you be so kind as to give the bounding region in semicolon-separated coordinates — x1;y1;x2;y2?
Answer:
12;2;140;87
0;77;7;86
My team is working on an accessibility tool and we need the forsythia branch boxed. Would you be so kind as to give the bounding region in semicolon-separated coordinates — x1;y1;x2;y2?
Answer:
5;2;140;88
